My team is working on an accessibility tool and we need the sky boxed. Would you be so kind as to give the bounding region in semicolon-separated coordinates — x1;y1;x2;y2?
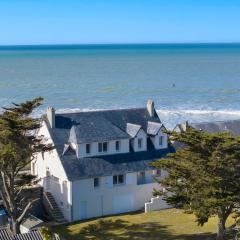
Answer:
1;0;240;45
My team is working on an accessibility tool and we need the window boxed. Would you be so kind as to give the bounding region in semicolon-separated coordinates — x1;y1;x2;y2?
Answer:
113;174;125;185
86;144;91;154
159;136;163;146
138;138;142;149
115;141;120;151
137;171;146;185
98;142;108;153
103;142;108;152
113;175;118;185
98;143;102;152
94;178;100;188
153;169;161;176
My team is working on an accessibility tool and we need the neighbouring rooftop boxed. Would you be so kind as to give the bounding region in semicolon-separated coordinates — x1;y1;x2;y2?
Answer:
0;228;43;240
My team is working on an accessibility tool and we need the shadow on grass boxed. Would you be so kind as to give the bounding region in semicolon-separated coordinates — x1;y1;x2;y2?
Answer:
58;218;216;240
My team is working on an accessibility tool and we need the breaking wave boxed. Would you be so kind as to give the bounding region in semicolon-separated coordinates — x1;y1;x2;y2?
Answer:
157;109;240;129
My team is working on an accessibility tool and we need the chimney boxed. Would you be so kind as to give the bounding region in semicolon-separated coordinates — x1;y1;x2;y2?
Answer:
147;99;155;117
47;107;55;128
181;121;189;132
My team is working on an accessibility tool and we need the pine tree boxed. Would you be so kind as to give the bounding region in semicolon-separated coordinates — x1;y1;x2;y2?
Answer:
0;97;53;234
152;127;240;240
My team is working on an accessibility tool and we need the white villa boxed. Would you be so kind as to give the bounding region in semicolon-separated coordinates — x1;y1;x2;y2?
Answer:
32;100;173;222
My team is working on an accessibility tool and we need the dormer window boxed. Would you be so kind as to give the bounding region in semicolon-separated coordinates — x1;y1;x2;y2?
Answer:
138;138;142;149
115;141;121;151
86;144;91;154
98;142;108;153
159;136;163;146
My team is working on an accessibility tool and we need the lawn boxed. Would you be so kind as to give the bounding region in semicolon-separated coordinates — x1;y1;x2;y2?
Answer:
53;209;235;240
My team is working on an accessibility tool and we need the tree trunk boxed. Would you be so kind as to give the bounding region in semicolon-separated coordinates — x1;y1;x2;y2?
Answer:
11;218;20;235
216;215;227;240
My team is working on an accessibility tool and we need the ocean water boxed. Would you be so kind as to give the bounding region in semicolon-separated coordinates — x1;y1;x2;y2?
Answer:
1;44;240;129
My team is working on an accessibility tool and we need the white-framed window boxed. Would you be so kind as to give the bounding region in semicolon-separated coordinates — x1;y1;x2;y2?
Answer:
159;136;163;146
138;138;142;149
115;140;121;151
94;177;100;188
113;174;125;185
98;142;108;153
86;143;91;154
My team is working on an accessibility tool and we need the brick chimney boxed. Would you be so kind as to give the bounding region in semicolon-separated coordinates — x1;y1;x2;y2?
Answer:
147;99;155;117
47;107;55;128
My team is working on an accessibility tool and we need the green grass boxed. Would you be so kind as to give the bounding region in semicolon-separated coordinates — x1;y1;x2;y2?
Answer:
53;209;235;240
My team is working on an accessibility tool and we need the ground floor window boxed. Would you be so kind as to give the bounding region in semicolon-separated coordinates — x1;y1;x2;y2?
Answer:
113;174;125;185
137;171;146;185
94;177;100;188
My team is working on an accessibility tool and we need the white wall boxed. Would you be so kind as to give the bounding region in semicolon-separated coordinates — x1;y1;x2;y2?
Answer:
150;129;168;150
131;129;147;152
32;121;72;221
77;139;130;158
71;171;168;222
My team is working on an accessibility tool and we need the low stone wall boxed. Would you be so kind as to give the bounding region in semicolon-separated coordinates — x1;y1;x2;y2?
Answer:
145;196;171;213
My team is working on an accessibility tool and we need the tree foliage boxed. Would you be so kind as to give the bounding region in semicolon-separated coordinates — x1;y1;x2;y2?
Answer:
151;127;240;240
0;97;53;234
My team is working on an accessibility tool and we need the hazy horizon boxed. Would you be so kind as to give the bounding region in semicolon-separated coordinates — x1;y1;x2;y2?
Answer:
1;42;240;48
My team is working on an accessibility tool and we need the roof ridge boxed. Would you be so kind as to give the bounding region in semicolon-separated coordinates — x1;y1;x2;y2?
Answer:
55;107;146;116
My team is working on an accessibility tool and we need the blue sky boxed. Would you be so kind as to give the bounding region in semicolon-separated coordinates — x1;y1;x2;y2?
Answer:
1;0;240;45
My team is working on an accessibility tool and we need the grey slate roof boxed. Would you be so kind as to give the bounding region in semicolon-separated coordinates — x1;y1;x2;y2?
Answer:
0;229;43;240
61;141;174;181
126;123;142;137
69;117;129;143
45;107;172;181
190;119;240;136
147;121;163;136
48;108;161;153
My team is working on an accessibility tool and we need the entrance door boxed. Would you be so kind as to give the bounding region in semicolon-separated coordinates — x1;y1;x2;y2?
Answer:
80;201;87;220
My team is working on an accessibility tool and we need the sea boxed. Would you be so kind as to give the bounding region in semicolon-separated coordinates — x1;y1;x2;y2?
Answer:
1;43;240;129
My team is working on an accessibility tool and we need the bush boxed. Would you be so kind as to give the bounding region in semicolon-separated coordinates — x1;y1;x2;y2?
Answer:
40;227;53;240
